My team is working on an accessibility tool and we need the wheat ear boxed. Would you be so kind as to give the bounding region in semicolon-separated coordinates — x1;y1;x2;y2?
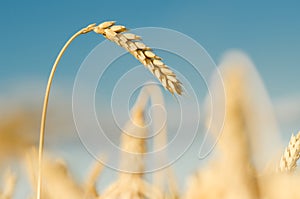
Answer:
100;86;165;199
279;131;300;172
37;21;182;199
93;21;182;95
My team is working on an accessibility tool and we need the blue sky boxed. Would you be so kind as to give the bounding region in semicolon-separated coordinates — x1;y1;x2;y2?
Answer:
0;0;299;98
0;0;299;139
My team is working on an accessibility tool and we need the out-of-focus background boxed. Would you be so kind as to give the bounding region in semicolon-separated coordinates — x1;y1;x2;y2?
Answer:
0;1;299;198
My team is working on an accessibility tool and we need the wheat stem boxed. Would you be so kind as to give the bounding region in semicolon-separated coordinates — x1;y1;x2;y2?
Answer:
37;21;182;199
36;23;96;199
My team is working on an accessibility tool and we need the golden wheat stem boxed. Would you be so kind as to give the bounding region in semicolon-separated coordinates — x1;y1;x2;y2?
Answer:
36;21;181;199
36;24;96;199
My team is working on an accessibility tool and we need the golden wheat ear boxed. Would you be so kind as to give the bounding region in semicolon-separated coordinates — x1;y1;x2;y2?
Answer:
93;21;183;95
279;131;300;172
37;21;183;199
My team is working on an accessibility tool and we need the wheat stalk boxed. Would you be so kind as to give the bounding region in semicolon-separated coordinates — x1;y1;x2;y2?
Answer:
36;21;183;199
279;131;300;172
93;21;183;95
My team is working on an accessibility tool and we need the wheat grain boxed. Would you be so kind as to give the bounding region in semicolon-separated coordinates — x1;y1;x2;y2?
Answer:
93;21;183;95
279;131;300;172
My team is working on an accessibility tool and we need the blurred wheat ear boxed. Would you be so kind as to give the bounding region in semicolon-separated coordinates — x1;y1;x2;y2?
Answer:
0;168;16;199
98;84;178;199
26;148;85;199
100;85;164;199
279;131;300;172
37;21;183;199
185;51;262;199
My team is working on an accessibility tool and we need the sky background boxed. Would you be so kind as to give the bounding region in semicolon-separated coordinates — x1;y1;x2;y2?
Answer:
0;1;299;197
1;0;299;98
1;0;299;135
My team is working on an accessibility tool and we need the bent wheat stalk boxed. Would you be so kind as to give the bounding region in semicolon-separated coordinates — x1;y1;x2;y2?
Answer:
36;23;96;199
37;21;182;199
279;131;300;172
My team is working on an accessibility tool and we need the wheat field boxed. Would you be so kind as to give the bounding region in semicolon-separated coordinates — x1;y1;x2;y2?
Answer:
0;22;299;199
